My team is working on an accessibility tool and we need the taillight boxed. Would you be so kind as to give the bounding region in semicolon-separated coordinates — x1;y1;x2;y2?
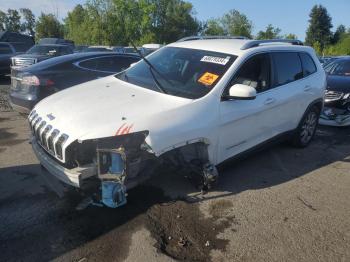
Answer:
46;79;54;87
21;75;40;86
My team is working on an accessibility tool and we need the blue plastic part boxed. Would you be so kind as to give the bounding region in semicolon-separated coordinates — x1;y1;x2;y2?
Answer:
109;152;124;175
101;181;127;208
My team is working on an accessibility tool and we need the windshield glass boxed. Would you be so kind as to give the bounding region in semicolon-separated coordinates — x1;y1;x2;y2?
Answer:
325;60;350;76
115;47;236;99
27;45;67;56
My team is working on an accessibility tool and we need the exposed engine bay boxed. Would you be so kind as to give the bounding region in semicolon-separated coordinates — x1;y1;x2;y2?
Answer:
319;90;350;126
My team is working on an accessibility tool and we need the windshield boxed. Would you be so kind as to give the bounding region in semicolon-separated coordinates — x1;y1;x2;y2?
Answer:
325;60;350;76
115;47;236;99
27;45;70;56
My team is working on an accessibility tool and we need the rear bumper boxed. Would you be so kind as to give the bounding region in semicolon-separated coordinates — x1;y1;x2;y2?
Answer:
31;138;97;188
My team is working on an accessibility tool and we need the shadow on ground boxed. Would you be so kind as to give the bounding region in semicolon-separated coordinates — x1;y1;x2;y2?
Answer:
0;125;349;261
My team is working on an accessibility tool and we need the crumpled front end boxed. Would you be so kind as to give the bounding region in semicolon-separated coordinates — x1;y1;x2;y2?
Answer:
319;90;350;126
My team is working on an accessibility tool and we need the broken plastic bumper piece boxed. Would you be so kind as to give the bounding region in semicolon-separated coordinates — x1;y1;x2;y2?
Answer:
97;148;128;208
319;108;350;126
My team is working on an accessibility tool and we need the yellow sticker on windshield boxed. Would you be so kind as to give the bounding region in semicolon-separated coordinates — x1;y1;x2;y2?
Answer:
198;72;219;86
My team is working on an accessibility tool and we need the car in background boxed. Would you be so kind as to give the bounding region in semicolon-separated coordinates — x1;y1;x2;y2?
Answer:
38;38;75;49
140;43;163;56
0;31;35;75
320;57;350;126
11;44;74;69
82;46;112;52
9;52;140;113
74;45;88;53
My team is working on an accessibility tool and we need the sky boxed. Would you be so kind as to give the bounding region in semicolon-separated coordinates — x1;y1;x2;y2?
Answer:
1;0;350;40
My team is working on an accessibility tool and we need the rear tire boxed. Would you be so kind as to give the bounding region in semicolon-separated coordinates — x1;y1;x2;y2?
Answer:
292;105;320;148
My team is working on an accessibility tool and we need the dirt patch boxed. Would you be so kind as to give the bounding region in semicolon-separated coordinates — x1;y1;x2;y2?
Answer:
0;84;12;112
146;200;231;262
208;199;233;218
0;117;10;122
0;128;26;146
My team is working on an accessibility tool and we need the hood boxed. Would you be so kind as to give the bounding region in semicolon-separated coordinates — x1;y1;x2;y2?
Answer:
327;75;350;93
33;75;192;143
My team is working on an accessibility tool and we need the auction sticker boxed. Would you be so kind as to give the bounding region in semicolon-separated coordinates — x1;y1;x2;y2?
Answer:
200;56;230;65
198;72;219;86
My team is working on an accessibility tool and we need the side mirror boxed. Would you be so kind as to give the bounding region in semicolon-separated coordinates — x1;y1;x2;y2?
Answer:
224;84;257;100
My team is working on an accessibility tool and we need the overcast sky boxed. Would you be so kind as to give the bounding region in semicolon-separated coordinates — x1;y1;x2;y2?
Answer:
1;0;350;40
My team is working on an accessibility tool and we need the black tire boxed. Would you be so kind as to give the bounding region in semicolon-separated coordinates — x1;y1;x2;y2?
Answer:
292;105;320;148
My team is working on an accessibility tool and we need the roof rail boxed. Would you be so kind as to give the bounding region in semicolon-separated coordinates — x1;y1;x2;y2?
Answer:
240;39;303;50
177;35;249;42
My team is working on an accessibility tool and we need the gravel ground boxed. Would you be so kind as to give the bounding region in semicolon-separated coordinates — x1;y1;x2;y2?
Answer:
0;77;349;262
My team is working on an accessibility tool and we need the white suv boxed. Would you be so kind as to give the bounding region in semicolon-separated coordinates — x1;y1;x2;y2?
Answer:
28;38;326;208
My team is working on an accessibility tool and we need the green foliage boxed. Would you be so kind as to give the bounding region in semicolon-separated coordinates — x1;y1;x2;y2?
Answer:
203;19;225;36
305;5;333;51
35;13;63;41
20;8;35;36
256;24;281;39
324;34;350;56
203;9;252;38
284;33;297;40
6;9;21;32
221;9;253;38
332;24;346;44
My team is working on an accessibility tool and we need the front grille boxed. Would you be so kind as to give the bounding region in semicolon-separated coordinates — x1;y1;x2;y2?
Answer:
28;112;69;162
12;57;36;67
325;91;343;102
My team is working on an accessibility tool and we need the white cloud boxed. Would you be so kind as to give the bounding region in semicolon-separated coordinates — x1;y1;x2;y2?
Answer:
0;0;84;20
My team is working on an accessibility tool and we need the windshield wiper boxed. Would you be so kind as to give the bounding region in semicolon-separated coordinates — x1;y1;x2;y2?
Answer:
129;40;168;94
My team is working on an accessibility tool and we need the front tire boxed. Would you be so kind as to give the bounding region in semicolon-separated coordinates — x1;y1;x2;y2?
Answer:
292;105;320;148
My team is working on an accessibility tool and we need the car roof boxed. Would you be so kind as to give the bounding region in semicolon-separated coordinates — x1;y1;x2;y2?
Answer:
20;52;140;72
169;39;311;56
34;44;72;47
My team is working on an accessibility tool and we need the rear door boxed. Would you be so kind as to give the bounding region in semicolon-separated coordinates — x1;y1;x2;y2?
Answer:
270;52;307;131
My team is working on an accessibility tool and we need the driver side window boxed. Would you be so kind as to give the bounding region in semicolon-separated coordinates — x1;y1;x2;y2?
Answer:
230;53;271;93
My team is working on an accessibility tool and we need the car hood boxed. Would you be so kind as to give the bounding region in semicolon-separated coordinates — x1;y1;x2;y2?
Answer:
33;75;192;143
327;75;350;93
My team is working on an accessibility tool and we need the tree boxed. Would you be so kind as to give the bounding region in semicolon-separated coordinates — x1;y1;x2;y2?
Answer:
284;33;297;40
35;13;63;41
20;8;36;36
332;24;346;44
305;5;333;51
221;9;253;38
256;24;281;39
203;19;225;36
6;9;21;32
64;5;88;44
150;0;200;43
0;10;7;31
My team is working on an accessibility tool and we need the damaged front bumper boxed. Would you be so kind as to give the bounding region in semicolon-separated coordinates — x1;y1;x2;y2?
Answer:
319;107;350;126
31;137;96;187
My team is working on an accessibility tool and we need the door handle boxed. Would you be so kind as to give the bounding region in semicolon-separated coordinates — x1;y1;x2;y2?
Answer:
304;85;312;91
264;98;276;105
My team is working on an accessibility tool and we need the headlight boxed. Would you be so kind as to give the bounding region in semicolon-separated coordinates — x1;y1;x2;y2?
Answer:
343;93;350;99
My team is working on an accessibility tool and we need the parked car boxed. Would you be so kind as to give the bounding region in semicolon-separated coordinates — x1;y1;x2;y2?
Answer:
82;46;112;52
28;38;325;208
11;44;74;69
0;31;34;75
140;43;163;56
10;52;140;112
38;38;75;49
74;45;88;53
319;57;350;126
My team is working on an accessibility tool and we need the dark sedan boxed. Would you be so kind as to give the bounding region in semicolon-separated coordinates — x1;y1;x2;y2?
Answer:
320;57;350;126
9;52;140;113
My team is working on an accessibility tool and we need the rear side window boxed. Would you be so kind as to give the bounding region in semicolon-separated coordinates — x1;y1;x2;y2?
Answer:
0;43;12;54
300;53;317;76
272;52;303;86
